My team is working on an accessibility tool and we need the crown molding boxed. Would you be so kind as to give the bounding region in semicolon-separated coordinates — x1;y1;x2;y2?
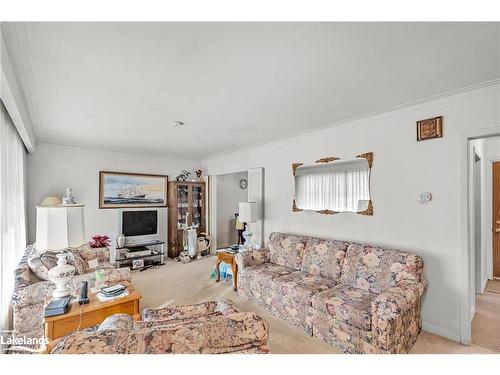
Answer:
203;79;500;161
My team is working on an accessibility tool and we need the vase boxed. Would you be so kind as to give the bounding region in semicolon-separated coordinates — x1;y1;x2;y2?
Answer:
117;234;126;248
48;252;76;298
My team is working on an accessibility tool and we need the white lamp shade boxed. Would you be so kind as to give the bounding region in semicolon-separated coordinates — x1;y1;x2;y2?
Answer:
239;202;257;223
36;205;85;252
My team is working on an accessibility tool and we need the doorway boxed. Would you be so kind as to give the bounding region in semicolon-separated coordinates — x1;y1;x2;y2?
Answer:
493;161;500;278
216;171;248;249
208;167;264;252
466;134;500;351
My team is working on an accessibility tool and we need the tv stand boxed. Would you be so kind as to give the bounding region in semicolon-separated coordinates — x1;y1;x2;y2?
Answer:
115;241;165;268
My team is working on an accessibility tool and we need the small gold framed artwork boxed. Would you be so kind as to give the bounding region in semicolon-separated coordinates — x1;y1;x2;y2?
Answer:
416;116;443;141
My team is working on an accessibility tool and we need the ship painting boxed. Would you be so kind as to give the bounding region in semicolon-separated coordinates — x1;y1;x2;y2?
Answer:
99;171;168;208
117;185;147;199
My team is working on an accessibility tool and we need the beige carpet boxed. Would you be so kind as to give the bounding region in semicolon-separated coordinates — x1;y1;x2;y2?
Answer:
471;284;500;352
485;279;500;294
132;256;497;354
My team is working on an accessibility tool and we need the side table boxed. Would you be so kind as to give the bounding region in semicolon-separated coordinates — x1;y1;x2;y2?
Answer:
215;250;238;291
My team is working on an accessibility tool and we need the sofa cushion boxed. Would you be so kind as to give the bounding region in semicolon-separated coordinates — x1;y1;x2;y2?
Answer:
313;285;378;331
268;232;309;270
301;238;348;281
270;271;338;333
340;243;424;294
27;248;87;280
239;262;295;306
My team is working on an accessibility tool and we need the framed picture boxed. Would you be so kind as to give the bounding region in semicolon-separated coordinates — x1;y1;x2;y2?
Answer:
132;259;144;269
417;116;443;141
99;171;168;209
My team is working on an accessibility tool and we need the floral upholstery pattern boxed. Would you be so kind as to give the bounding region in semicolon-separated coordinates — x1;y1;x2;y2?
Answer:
142;300;239;322
301;239;348;281
10;245;131;353
97;314;134;332
313;285;378;331
340;243;424;294
234;248;270;269
268;232;309;270
238;262;295;306
27;249;59;280
51;301;269;354
371;280;426;352
26;245;111;281
237;232;426;354
269;271;337;334
14;248;42;289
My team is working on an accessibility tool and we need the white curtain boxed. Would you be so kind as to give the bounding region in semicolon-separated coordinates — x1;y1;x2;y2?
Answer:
295;169;370;212
0;100;27;332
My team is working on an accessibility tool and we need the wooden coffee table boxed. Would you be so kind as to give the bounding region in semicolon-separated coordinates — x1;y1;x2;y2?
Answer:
215;250;238;291
43;281;141;344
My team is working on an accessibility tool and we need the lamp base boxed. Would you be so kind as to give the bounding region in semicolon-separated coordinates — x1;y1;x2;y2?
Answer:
242;224;253;251
48;252;76;299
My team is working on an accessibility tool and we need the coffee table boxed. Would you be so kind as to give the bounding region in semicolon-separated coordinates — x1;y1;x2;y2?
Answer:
43;281;141;344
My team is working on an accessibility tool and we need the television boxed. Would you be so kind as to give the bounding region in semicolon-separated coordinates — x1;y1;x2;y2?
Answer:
120;209;159;245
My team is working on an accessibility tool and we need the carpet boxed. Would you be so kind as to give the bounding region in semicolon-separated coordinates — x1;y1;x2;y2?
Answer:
132;256;497;354
485;279;500;294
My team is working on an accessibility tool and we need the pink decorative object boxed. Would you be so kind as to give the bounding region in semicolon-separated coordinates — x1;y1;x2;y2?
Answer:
89;234;111;248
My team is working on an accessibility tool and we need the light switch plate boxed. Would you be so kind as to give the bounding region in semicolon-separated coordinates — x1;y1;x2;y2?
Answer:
418;192;432;203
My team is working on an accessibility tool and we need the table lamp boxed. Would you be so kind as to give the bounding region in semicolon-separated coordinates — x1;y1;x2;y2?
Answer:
36;203;85;298
238;202;258;250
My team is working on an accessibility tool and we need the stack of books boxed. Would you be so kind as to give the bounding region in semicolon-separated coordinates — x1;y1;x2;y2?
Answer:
96;284;129;302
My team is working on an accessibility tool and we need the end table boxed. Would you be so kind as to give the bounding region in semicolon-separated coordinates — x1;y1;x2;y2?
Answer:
215;250;238;291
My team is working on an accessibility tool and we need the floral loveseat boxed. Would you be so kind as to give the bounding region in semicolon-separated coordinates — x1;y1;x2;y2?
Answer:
50;300;269;354
236;232;426;354
10;244;131;353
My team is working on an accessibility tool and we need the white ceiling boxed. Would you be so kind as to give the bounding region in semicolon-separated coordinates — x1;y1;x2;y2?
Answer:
4;22;500;159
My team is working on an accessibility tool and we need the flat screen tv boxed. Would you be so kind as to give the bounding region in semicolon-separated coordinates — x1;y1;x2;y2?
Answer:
121;209;159;245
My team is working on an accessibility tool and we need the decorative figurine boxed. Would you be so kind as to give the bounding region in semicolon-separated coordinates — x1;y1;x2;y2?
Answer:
176;170;191;181
62;187;76;205
196;169;203;180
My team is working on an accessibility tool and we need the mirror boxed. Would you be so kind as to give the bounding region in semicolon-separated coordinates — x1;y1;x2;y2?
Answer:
292;152;373;215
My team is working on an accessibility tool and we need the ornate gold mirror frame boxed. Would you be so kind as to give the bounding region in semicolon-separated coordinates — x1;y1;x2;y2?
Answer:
292;152;374;216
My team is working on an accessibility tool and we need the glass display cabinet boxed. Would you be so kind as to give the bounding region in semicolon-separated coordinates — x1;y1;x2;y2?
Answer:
167;181;206;258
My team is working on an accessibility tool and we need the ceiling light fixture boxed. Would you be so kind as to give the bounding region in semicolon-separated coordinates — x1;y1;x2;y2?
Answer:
172;121;185;127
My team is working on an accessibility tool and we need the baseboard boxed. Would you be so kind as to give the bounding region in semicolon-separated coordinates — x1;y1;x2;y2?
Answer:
481;278;488;294
422;321;461;343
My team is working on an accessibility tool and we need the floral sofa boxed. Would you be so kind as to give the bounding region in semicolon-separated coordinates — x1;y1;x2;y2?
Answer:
235;232;426;354
50;300;270;354
10;244;131;353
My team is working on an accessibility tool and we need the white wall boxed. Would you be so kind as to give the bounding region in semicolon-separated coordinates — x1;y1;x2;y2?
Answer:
27;142;199;244
202;84;500;342
216;171;248;248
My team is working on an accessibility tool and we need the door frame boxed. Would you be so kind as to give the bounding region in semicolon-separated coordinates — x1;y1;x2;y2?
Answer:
208;168;265;253
460;126;500;345
487;158;500;279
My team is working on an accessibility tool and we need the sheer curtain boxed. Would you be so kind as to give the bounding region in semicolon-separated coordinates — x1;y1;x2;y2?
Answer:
0;100;27;332
295;169;370;212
